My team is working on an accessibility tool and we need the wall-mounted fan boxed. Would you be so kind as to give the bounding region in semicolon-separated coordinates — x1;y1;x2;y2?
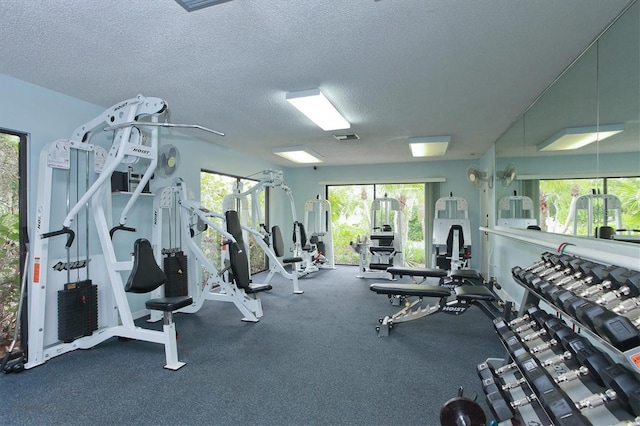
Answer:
466;166;493;188
497;163;516;188
158;144;180;177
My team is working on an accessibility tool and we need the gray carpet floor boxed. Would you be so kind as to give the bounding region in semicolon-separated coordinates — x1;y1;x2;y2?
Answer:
0;265;505;425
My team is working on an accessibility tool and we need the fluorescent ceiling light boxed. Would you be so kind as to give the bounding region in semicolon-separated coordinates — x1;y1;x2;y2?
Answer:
175;0;234;12
408;136;450;157
286;89;350;131
273;146;324;164
538;124;625;152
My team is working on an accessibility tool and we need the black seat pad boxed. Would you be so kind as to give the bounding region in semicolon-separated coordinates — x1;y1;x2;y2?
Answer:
450;269;482;280
246;283;273;294
387;267;448;278
146;296;192;312
454;285;496;301
369;283;451;298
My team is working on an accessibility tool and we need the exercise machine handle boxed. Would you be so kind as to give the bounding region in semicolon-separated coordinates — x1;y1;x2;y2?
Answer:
109;225;137;239
41;227;75;248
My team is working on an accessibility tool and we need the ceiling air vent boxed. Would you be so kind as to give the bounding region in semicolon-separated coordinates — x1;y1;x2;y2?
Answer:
175;0;234;12
333;133;360;142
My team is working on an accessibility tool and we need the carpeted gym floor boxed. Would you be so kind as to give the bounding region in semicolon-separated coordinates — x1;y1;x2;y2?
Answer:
0;265;505;425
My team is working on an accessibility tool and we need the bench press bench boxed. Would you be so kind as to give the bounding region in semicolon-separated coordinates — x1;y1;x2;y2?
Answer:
369;281;502;337
386;266;448;283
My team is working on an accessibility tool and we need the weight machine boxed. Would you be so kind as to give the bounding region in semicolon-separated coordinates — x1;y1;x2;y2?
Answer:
351;195;404;280
572;193;623;238
28;95;223;370
152;178;270;322
299;195;335;274
432;194;471;271
222;170;303;293
497;193;538;229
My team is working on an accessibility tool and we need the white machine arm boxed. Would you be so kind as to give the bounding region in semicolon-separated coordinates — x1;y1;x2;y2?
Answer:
174;178;239;250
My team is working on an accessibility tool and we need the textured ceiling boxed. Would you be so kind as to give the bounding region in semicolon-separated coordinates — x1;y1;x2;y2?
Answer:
0;0;633;166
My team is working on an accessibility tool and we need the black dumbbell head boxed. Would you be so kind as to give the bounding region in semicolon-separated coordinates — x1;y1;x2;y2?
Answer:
560;333;591;354
600;364;640;415
575;345;615;386
575;301;608;331
538;388;592;426
563;295;588;317
551;289;575;308
593;311;640;352
486;390;515;423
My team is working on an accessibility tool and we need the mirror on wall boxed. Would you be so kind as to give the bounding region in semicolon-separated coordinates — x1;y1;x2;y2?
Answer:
495;1;639;244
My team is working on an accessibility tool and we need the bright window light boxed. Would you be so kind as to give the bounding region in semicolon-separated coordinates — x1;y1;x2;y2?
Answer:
408;136;450;157
273;146;324;164
538;124;624;151
286;89;350;131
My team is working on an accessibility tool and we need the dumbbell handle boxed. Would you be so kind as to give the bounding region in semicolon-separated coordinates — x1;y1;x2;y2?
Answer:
510;393;538;409
541;351;572;367
543;266;571;281
502;377;527;391
596;286;631;305
494;362;516;375
526;259;547;272
563;276;594;292
522;329;547;342
513;321;536;334
578;278;611;298
508;315;531;327
613;297;640;314
575;389;617;410
539;264;564;278
530;339;558;354
554;272;583;287
556;366;589;384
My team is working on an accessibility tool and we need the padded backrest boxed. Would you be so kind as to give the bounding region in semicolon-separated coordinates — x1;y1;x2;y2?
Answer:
225;210;250;289
125;238;166;294
292;222;307;247
225;210;244;245
446;224;465;255
382;224;392;232
272;225;284;257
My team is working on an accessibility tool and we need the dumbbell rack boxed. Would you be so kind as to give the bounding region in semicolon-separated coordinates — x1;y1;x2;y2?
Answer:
477;251;640;425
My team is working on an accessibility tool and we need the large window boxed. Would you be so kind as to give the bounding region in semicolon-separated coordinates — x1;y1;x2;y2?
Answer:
327;183;427;266
0;129;26;359
200;170;266;274
539;176;640;236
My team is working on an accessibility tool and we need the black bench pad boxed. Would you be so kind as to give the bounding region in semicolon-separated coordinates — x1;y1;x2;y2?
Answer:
246;283;273;294
146;296;193;312
387;267;448;278
454;285;496;301
450;269;482;280
369;283;451;298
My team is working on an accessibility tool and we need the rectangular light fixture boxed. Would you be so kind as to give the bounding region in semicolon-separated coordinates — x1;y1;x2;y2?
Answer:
537;124;625;152
408;136;450;157
286;89;350;131
273;146;324;164
175;0;234;12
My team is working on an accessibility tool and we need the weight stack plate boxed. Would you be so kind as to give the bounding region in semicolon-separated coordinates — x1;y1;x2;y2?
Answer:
57;280;98;343
164;253;188;297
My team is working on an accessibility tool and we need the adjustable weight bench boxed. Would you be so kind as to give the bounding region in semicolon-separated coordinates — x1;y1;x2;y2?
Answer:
369;282;500;337
386;266;448;283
